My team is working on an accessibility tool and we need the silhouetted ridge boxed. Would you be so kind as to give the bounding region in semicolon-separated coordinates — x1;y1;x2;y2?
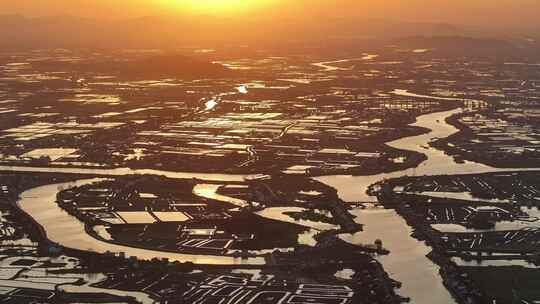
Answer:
32;54;231;79
119;55;231;78
394;36;523;57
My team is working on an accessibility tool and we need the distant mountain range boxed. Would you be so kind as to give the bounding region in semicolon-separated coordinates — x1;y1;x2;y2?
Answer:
0;14;538;56
393;36;540;58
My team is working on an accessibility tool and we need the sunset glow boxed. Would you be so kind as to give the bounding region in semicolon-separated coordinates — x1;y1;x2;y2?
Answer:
1;1;540;304
173;0;274;14
1;1;540;26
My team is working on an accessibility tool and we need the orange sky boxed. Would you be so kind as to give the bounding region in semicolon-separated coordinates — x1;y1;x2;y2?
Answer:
1;0;539;27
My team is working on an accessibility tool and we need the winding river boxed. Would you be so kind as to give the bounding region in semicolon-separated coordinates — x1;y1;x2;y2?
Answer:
312;55;378;72
6;90;532;303
16;179;265;265
0;166;247;182
316;107;499;202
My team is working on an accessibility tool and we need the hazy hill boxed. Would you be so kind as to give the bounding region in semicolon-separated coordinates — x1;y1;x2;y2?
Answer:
393;36;539;58
32;54;231;79
119;55;231;78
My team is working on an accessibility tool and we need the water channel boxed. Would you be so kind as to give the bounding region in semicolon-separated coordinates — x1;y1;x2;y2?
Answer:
6;91;536;303
17;179;265;266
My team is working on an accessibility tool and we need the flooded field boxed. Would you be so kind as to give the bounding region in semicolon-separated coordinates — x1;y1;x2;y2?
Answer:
1;43;540;304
